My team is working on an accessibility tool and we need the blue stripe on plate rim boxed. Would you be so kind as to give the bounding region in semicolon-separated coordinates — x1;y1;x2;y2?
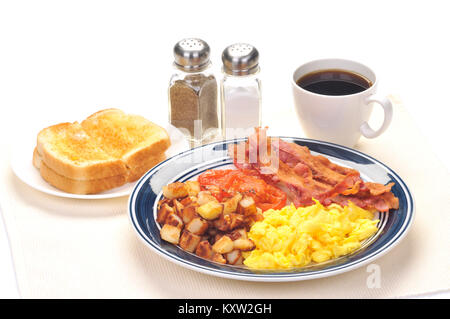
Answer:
128;137;415;282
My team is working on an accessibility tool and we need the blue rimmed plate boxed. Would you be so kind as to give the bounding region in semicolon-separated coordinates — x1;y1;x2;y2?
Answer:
128;138;414;282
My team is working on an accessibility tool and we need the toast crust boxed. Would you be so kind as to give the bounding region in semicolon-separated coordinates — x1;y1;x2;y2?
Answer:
39;161;127;194
35;146;166;189
126;152;166;182
33;147;42;169
122;137;170;170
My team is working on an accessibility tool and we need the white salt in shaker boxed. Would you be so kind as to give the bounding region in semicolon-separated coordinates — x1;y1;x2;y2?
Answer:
220;43;262;139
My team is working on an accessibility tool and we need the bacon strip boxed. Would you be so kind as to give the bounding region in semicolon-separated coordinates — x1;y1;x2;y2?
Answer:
277;139;359;185
229;128;399;212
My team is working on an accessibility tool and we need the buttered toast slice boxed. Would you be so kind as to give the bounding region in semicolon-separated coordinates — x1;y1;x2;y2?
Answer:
33;148;127;194
34;146;164;192
34;110;170;194
36;122;128;180
81;109;171;171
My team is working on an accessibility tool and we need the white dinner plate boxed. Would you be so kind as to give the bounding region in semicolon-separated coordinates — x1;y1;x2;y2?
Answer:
11;123;190;199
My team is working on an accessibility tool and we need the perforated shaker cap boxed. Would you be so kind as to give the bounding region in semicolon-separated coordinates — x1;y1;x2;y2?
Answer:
173;38;211;72
222;43;260;75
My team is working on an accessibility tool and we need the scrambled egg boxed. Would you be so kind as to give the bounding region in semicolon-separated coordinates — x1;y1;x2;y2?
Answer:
243;200;379;270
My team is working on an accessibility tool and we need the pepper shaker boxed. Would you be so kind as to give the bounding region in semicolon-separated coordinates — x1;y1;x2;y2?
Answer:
220;43;262;139
168;38;220;147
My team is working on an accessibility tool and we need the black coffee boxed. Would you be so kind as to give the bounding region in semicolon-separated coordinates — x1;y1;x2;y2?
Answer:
296;69;372;96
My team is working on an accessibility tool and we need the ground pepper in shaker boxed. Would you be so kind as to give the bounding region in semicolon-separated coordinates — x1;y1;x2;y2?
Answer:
168;38;219;147
220;43;262;139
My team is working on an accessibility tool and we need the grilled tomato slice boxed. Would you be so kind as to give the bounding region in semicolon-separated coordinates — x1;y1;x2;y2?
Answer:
198;169;287;211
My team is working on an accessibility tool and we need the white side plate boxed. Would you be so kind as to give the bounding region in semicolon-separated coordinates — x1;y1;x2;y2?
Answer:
11;123;189;199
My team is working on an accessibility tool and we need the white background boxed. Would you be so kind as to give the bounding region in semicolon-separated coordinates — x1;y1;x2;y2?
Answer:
0;0;449;298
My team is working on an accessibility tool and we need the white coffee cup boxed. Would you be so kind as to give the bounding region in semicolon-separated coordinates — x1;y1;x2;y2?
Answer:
292;58;393;147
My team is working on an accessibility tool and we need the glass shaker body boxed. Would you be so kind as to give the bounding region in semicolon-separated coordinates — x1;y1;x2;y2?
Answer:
169;65;219;147
220;72;262;139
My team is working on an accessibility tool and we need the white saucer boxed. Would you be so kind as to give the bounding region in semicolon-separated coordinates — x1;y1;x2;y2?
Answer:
11;123;190;199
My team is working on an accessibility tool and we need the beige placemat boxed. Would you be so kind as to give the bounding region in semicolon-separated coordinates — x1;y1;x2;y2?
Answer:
1;99;449;298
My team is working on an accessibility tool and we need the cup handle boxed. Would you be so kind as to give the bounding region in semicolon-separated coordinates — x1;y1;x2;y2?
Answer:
360;94;393;138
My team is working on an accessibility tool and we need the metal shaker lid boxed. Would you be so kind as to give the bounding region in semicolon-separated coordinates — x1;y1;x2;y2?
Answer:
173;38;211;72
222;43;259;75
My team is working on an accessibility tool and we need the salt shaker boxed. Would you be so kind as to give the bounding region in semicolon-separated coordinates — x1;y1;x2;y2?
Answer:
220;43;262;139
168;38;219;147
